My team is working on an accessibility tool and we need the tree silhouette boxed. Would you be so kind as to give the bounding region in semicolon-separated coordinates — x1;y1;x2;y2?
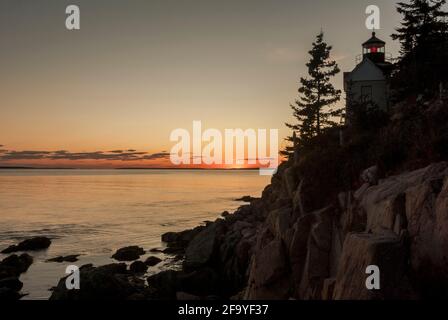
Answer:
391;0;448;95
284;32;342;155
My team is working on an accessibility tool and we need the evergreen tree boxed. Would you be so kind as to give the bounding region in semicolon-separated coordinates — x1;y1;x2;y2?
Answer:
284;32;342;155
392;0;447;55
391;0;448;94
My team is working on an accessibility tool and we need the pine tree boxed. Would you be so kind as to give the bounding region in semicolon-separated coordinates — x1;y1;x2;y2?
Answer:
284;32;342;154
392;0;447;55
391;0;448;94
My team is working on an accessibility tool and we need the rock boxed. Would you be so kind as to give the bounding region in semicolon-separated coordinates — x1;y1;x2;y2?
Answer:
356;162;448;297
161;225;206;247
147;267;221;299
47;255;80;263
289;214;314;295
322;278;336;300
298;216;332;299
0;277;23;291
0;254;33;279
0;287;21;300
179;268;220;296
245;239;289;299
232;220;252;233
292;180;305;218
266;207;292;244
147;270;181;299
1;237;51;253
235;196;259;203
144;256;162;267
184;224;219;270
163;247;185;255
221;211;230;218
332;232;409;300
405;174;448;296
50;263;143;300
176;291;201;300
283;167;298;199
361;166;379;185
129;261;148;274
111;246;145;261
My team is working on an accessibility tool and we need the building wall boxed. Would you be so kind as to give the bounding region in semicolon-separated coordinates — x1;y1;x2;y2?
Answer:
344;59;389;124
347;79;389;111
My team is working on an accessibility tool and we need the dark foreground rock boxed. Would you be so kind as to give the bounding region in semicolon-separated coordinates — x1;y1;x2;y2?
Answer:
47;255;80;263
147;267;220;299
145;256;162;267
129;261;148;273
162;225;205;248
0;254;33;279
0;254;33;300
0;287;22;300
1;237;51;254
111;246;145;261
50;263;150;300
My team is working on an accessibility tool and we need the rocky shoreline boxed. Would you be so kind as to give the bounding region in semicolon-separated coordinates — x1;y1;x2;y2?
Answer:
2;160;447;300
48;161;448;300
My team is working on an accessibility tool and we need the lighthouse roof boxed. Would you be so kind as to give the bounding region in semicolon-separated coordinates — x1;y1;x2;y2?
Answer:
362;32;386;46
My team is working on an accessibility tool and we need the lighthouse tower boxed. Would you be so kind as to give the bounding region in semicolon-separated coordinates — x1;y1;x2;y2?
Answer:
344;32;393;123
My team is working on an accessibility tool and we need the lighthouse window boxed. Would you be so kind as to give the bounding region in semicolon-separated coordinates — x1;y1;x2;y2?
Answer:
364;46;385;54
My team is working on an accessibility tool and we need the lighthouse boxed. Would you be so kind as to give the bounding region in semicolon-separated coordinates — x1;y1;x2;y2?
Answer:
344;32;393;123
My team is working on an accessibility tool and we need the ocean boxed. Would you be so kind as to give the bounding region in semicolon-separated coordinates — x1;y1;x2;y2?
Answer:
0;169;270;300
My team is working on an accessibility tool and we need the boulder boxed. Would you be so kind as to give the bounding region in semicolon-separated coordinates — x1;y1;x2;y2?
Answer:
144;256;162;267
184;224;219;270
1;237;51;253
0;287;21;300
111;246;145;261
129;261;148;274
361;166;379;185
50;263;142;300
161;225;205;247
235;196;259;203
0;254;33;279
47;255;80;263
0;277;23;292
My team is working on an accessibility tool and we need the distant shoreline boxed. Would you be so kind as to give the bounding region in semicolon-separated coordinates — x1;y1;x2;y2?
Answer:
0;166;260;171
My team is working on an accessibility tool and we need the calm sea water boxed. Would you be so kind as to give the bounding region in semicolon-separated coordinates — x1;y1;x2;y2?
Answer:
0;169;270;300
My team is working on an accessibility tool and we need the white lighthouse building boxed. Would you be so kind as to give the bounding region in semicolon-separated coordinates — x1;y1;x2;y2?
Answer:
344;32;393;122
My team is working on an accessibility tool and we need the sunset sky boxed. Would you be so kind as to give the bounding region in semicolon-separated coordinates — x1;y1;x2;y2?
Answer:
0;0;401;168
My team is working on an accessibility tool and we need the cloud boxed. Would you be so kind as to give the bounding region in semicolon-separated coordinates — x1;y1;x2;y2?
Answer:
0;148;170;162
1;151;52;160
142;152;171;160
